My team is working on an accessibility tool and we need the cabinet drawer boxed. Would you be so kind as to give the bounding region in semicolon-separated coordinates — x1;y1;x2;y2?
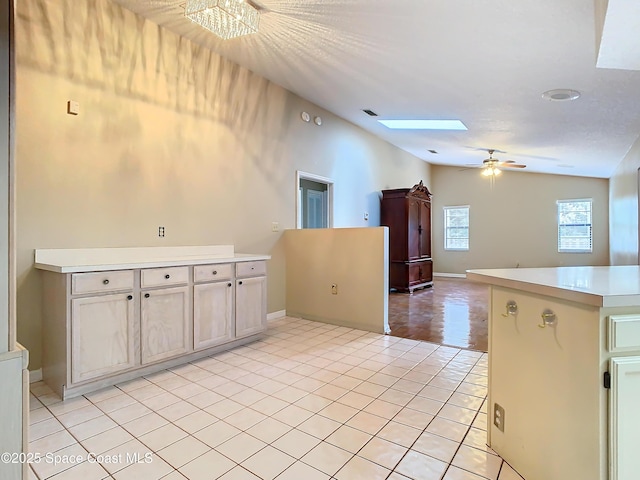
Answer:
141;266;189;288
236;261;266;278
609;315;640;352
194;264;233;283
72;270;134;295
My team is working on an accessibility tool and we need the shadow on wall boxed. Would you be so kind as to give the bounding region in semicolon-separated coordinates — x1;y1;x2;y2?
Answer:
15;0;294;186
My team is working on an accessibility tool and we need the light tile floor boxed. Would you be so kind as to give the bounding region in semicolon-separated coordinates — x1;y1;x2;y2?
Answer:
27;317;526;480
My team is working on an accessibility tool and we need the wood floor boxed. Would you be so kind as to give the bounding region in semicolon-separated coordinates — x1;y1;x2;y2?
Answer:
388;277;489;352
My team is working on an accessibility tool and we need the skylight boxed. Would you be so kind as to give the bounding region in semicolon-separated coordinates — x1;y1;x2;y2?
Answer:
378;119;468;130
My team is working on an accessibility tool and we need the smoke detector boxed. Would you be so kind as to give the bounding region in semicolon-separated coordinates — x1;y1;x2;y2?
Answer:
542;89;581;102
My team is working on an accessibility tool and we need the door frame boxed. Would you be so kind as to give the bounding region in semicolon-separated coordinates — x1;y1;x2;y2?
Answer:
296;171;334;229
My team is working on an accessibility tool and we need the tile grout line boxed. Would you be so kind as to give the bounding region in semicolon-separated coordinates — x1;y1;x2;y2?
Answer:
29;317;507;480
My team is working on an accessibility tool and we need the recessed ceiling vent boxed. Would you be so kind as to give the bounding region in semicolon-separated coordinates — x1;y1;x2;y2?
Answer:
362;109;378;117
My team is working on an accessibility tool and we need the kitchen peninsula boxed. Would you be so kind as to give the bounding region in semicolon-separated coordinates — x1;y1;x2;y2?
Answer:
467;266;640;480
36;245;270;399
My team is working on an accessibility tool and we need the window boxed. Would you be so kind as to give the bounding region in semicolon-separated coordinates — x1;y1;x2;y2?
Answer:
557;199;592;252
444;206;469;250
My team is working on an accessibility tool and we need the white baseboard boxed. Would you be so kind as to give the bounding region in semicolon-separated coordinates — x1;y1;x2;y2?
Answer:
267;310;286;321
29;368;42;383
433;272;467;278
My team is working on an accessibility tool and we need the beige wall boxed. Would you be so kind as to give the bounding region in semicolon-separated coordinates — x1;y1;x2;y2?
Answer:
609;136;640;265
14;0;431;370
431;166;609;274
285;227;388;333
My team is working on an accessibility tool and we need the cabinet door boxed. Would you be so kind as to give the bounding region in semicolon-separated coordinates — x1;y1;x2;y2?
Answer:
193;281;233;350
419;259;433;284
419;201;431;258
381;196;409;262
141;286;190;364
407;199;421;260
235;276;267;338
610;356;640;480
71;293;135;383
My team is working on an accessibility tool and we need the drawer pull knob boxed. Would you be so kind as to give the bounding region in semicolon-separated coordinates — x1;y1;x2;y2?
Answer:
239;281;243;285
103;279;109;285
227;283;232;287
127;295;133;300
144;293;150;298
251;267;255;270
502;301;518;317
165;274;170;279
213;270;218;275
538;310;557;328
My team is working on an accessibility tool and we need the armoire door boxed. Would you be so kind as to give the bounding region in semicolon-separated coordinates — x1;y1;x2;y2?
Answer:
419;201;431;258
407;199;421;260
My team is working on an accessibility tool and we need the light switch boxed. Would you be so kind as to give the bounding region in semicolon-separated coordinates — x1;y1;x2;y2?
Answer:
67;100;80;115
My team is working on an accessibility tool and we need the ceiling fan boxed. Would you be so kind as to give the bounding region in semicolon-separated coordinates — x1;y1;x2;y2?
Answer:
469;149;527;176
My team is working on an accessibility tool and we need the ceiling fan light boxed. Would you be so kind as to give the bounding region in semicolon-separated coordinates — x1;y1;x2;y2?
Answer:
482;166;501;177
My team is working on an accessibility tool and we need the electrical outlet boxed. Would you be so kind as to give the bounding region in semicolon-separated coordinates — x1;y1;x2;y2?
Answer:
331;284;338;295
493;403;505;432
272;222;279;232
364;212;369;221
158;226;165;238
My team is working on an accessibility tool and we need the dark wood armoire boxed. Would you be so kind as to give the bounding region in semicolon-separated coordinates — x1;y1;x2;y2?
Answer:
381;181;433;293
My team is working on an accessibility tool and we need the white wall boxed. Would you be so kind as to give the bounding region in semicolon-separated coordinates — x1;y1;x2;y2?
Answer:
431;166;610;274
609;136;640;265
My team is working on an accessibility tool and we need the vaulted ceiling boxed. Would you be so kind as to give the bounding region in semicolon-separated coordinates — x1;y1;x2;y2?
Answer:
112;0;640;178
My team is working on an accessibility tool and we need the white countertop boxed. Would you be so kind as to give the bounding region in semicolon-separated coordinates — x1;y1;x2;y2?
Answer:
34;246;271;273
466;266;640;308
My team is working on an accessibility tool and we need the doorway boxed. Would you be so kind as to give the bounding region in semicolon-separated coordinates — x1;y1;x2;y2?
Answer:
296;171;333;229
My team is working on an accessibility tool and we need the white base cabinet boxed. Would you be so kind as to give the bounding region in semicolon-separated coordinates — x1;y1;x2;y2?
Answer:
610;356;640;480
40;257;268;399
141;286;190;364
485;287;640;480
193;281;233;350
236;276;267;338
71;293;135;383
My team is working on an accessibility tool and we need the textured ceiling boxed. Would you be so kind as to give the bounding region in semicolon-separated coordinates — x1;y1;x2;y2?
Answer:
111;0;640;178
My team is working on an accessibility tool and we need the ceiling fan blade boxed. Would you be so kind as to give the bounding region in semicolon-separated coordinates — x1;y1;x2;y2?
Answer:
498;163;526;168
